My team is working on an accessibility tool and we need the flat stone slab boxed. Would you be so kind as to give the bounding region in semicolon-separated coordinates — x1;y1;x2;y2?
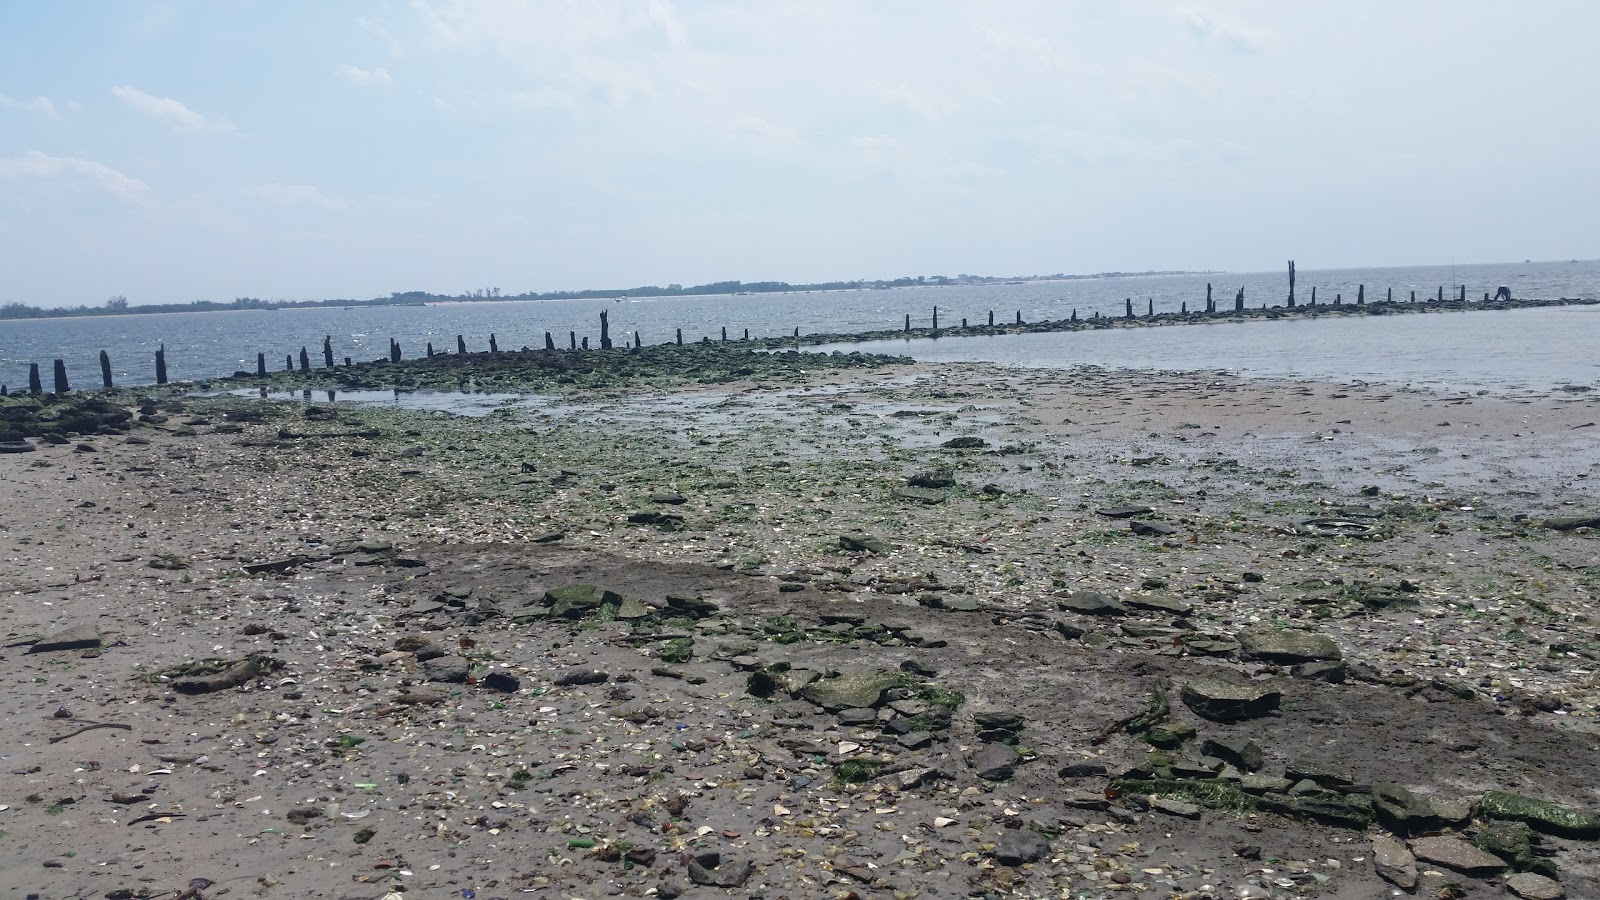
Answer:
992;829;1050;866
800;671;902;710
1507;873;1566;900
1058;591;1126;616
1130;520;1178;536
1370;834;1418;890
1181;677;1281;722
1096;506;1153;519
1408;835;1507;874
29;624;101;653
1238;625;1342;663
1481;790;1600;839
1125;594;1193;615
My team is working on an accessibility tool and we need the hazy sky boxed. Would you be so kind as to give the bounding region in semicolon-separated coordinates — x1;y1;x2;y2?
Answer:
2;2;1596;308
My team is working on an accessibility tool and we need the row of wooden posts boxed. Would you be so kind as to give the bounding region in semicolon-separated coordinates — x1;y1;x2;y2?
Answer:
2;277;1509;395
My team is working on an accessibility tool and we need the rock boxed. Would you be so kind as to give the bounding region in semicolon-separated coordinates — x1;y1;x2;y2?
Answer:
1481;791;1600;839
892;486;946;504
1506;873;1566;900
543;584;617;618
839;532;892;554
1238;625;1342;664
480;672;520;693
1292;660;1347;682
1409;836;1507;875
664;594;718;617
554;670;609;687
941;436;987;449
1259;791;1373;829
1239;774;1294;794
938;596;981;612
421;656;470;684
1151;798;1201;819
241;557;303;574
1284;760;1353;788
1180;677;1281;722
687;855;754;888
1129;520;1178;536
1371;833;1418;890
650;491;687;504
615;596;653;619
1544;515;1600;531
1371;783;1440;834
973;710;1026;743
1475;820;1538;871
993;829;1051;866
1125;594;1193;615
800;671;902;710
1058;591;1127;616
1096;506;1153;519
1059;763;1108;779
1201;737;1264;773
836;708;878;726
1428;795;1473;825
1142;723;1195;749
29;624;101;653
975;743;1019;781
909;469;956;489
896;731;934;750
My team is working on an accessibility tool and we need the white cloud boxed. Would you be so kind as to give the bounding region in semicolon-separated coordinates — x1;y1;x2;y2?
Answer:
111;84;233;131
0;92;59;119
724;115;801;153
1183;10;1273;53
0;151;147;199
358;17;405;57
243;183;344;209
335;65;393;88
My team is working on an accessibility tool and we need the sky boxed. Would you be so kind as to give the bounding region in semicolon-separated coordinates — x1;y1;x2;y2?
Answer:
1;1;1597;308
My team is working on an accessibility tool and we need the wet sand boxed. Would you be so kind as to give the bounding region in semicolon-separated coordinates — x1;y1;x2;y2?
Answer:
4;360;1600;900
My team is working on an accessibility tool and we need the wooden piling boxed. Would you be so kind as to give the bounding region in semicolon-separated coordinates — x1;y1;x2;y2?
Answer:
988;310;994;327
1459;285;1467;302
1071;309;1078;322
390;339;401;363
581;336;589;350
961;318;968;328
155;345;168;384
490;332;499;353
53;359;68;394
285;354;294;372
1287;260;1296;307
323;336;334;368
599;311;611;350
257;352;266;377
1311;286;1317;304
1015;310;1022;325
675;328;683;346
1125;298;1133;318
1234;288;1244;312
27;362;41;395
721;326;727;342
1437;286;1443;303
1146;298;1153;317
743;328;749;340
427;342;434;357
1387;288;1392;302
634;331;641;348
1411;290;1416;302
1181;302;1187;314
933;306;939;329
99;350;112;388
544;332;555;351
569;331;576;350
793;327;799;338
1334;293;1341;306
904;314;910;332
343;357;351;366
1358;285;1365;304
298;347;310;372
457;335;466;355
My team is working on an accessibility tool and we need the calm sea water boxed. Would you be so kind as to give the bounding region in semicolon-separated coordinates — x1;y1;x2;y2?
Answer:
1;259;1595;394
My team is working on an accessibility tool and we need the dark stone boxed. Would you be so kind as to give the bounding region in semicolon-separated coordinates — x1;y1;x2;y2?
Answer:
975;742;1020;781
1371;782;1441;834
1130;520;1179;536
481;672;520;693
1059;763;1108;779
839;532;892;554
892;486;946;504
1200;737;1264;773
29;624;101;653
1238;625;1342;664
1481;791;1600;839
687;857;754;888
554;670;610;687
1544;515;1600;531
1284;760;1353;789
993;829;1051;866
1180;678;1281;722
909;469;956;488
1096;506;1153;519
941;436;987;449
1058;591;1127;616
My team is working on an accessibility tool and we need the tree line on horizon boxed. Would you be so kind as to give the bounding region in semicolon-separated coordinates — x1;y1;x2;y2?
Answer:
0;270;1197;320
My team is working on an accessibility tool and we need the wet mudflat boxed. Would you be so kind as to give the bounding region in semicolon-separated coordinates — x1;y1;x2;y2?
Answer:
4;358;1600;900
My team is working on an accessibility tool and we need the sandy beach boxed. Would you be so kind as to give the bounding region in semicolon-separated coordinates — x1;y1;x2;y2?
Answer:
5;357;1600;900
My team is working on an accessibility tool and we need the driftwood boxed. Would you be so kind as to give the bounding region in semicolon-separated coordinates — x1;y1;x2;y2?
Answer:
49;722;132;743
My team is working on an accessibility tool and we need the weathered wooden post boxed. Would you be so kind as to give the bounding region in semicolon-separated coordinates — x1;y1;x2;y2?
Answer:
344;357;352;366
675;328;682;346
1206;282;1213;310
1125;298;1133;318
1181;301;1187;314
285;353;294;372
323;336;334;368
457;335;466;354
298;347;310;372
1071;309;1078;322
743;328;749;340
793;326;799;338
634;331;641;348
904;314;910;332
544;332;555;350
961;317;968;327
988;310;995;326
27;363;41;395
581;336;589;350
155;345;168;384
257;352;266;377
1459;285;1466;302
933;306;939;329
1015;310;1022;324
1287;260;1297;307
599;311;611;349
490;332;499;353
1358;285;1365;305
1334;293;1341;306
99;350;112;388
426;342;434;357
1310;286;1316;305
1146;298;1153;317
52;359;68;394
1437;286;1443;303
1234;288;1244;312
720;326;727;342
569;331;576;350
390;339;401;363
1410;290;1416;302
1387;288;1392;302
